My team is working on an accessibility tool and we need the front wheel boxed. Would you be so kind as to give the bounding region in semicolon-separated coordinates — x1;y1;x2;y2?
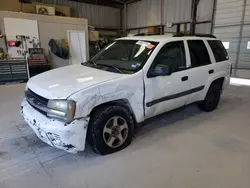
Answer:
198;82;222;112
88;105;134;155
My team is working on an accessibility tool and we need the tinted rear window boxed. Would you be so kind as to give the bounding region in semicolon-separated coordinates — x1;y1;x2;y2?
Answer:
187;40;211;68
208;40;229;62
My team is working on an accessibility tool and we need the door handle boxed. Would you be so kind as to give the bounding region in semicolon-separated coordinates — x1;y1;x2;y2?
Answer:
209;69;214;74
181;76;188;81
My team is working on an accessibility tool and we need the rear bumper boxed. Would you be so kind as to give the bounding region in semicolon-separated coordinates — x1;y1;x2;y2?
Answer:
21;99;89;153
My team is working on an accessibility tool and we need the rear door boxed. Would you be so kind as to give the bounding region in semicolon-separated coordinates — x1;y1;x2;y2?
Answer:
207;40;231;89
186;40;214;104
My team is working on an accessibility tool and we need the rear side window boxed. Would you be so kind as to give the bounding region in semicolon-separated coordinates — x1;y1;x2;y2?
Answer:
187;40;211;68
208;40;229;62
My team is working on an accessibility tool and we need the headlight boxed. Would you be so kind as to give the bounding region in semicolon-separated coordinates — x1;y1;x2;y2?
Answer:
47;99;76;122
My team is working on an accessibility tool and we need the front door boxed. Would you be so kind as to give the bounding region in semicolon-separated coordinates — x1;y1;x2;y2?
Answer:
144;41;191;119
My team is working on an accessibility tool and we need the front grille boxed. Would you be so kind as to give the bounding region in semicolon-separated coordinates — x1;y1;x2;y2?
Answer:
25;88;49;116
26;89;49;106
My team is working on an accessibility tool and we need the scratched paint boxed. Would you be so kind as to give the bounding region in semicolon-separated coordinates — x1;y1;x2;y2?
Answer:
69;71;145;123
21;64;144;153
21;99;89;153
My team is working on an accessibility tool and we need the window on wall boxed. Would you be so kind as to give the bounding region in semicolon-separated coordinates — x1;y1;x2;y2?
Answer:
187;40;211;67
208;40;229;62
152;41;186;73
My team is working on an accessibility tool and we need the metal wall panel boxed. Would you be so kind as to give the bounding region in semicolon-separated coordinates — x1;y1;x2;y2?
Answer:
214;0;244;26
212;0;250;70
196;23;212;34
32;0;121;28
127;0;161;28
244;0;250;23
196;0;214;22
126;0;213;32
238;25;250;68
126;0;194;28
164;0;192;23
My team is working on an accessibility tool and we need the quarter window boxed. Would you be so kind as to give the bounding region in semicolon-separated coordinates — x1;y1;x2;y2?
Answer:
151;41;186;73
187;40;211;67
208;40;229;62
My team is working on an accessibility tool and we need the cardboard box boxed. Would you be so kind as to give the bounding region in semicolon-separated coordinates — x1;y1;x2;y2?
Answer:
21;4;36;14
89;31;99;41
36;5;55;16
148;27;160;34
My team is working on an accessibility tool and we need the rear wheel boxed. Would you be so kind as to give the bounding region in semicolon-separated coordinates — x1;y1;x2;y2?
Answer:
88;105;134;155
198;82;222;112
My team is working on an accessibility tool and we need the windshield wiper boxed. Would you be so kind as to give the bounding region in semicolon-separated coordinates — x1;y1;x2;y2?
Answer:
82;61;123;74
98;64;124;74
81;60;97;67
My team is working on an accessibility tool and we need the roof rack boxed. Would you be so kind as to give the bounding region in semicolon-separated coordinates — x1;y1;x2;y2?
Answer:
134;32;216;38
173;33;216;38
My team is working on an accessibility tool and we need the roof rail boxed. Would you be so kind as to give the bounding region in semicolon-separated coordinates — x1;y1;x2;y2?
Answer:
173;33;216;38
133;32;216;38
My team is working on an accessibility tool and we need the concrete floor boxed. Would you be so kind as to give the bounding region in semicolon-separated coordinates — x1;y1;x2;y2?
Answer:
0;82;250;188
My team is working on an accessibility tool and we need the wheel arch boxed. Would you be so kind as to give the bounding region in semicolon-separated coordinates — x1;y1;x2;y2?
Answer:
210;77;225;90
199;76;225;101
89;99;138;125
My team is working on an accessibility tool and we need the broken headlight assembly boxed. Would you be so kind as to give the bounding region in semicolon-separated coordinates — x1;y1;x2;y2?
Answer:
47;100;76;122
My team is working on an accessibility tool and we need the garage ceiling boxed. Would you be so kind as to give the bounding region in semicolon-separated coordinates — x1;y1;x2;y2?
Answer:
69;0;140;7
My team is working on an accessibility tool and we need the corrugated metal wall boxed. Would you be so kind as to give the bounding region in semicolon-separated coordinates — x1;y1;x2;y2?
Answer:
213;0;250;69
164;0;192;23
127;0;161;28
240;0;250;69
126;0;214;34
32;0;121;29
196;23;212;34
126;0;193;28
197;0;214;21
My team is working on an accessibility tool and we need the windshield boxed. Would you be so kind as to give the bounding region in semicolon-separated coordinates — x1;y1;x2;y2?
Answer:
84;40;158;74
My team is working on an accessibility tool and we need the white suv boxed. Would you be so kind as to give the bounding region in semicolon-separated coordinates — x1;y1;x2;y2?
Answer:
21;34;231;155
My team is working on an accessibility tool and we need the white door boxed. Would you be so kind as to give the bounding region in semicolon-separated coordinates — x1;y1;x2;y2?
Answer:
144;41;191;119
185;40;214;104
67;31;87;65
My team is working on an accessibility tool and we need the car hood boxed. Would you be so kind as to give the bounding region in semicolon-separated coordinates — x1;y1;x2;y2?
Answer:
27;65;124;99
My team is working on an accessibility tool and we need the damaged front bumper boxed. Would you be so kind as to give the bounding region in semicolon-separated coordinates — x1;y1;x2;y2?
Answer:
21;99;89;153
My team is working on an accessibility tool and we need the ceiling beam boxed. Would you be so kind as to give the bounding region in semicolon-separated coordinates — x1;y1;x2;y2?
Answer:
69;0;123;8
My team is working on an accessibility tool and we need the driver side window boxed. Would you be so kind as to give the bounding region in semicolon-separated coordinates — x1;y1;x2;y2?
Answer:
152;41;186;74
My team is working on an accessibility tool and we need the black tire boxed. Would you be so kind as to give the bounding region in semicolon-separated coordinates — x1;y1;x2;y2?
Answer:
198;81;222;112
88;105;134;155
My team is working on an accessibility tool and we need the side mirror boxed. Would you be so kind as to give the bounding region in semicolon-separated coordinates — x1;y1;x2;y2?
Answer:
148;65;172;78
